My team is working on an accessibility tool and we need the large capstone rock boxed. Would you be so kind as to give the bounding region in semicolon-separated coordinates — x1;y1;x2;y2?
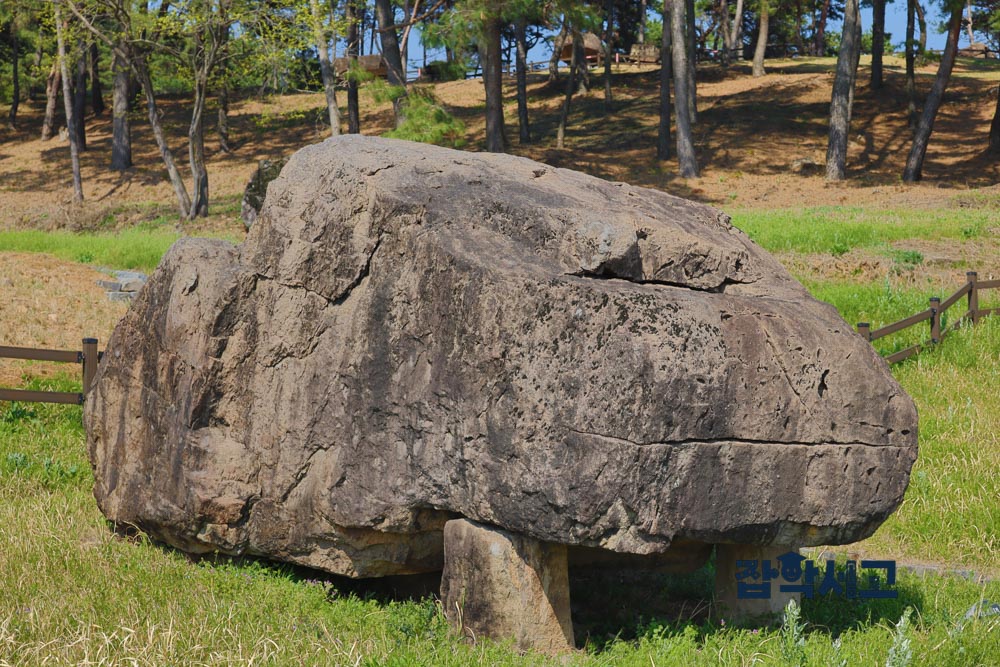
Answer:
85;136;918;578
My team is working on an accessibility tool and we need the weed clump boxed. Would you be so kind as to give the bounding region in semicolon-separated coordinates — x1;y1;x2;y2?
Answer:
371;82;466;148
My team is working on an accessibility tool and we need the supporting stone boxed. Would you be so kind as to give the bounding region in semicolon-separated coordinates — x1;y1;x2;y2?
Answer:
714;544;802;621
441;518;574;654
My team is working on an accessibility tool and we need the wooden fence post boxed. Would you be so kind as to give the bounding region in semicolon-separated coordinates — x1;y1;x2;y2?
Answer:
929;298;941;343
857;322;871;341
82;338;98;398
967;271;979;326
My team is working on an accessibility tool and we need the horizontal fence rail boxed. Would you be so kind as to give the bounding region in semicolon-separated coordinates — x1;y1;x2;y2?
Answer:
1;274;994;404
858;271;998;364
0;338;101;405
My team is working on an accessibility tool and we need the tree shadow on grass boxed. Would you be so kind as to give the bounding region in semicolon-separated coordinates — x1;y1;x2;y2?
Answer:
569;564;715;650
110;521;446;604
111;524;931;655
801;580;925;637
567;555;925;651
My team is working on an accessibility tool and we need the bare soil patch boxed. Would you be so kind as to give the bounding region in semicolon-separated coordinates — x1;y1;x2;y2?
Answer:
780;234;1000;288
0;253;127;388
0;56;997;231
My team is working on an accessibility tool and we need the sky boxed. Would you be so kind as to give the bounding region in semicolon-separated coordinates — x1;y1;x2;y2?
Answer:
867;2;953;53
394;2;967;78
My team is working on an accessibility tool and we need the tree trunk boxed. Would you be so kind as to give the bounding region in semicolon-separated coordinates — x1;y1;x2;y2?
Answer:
549;20;568;83
871;0;885;90
90;42;105;116
56;5;83;203
111;45;132;170
671;0;698;177
752;1;769;77
216;17;231;153
359;4;366;56
639;0;647;43
825;0;861;180
685;0;697;121
657;3;672;160
719;0;730;65
311;0;341;136
848;16;861;119
347;0;361;133
136;53;191;217
400;1;420;75
915;1;926;52
604;0;614;110
557;28;583;149
482;6;505;152
906;0;917;127
402;0;412;67
515;16;530;144
189;76;209;218
965;0;974;45
903;4;963;182
30;38;44;101
375;0;407;127
8;18;19;129
74;39;87;150
42;61;60;140
989;83;1000;155
729;0;744;59
794;0;805;54
814;0;830;55
217;81;231;152
189;13;224;219
574;33;590;92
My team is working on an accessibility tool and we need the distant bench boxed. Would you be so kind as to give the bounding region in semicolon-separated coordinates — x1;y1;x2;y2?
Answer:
623;43;660;65
957;43;999;59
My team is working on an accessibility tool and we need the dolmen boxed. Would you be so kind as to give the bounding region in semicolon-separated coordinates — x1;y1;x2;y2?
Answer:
85;136;918;654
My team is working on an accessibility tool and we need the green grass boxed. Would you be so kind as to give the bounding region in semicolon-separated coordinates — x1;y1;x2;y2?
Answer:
1;205;992;274
1;339;998;664
797;282;1000;567
0;229;183;273
0;225;243;273
731;207;995;257
866;319;1000;566
383;87;467;148
1;210;998;663
804;279;953;356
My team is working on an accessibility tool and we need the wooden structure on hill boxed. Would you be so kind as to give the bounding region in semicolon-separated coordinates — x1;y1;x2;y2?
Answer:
333;54;388;78
559;32;604;66
957;43;995;59
625;43;661;64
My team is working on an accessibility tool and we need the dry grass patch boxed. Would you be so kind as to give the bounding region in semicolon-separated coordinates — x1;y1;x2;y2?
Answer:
0;253;127;388
2;57;999;232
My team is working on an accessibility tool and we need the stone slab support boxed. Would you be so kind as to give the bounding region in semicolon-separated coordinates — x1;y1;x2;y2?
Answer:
714;544;802;621
441;518;574;654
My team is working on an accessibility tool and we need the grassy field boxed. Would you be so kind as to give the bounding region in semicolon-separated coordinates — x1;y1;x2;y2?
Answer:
0;202;998;665
731;207;996;257
0;379;997;665
2;45;998;662
0;224;245;274
0;228;183;273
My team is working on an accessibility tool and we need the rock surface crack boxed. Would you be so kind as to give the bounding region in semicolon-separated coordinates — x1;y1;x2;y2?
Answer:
565;271;754;294
564;427;889;449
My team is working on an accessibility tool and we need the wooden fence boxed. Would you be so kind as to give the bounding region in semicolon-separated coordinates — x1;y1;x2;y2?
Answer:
0;338;101;405
0;272;995;404
858;272;999;364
